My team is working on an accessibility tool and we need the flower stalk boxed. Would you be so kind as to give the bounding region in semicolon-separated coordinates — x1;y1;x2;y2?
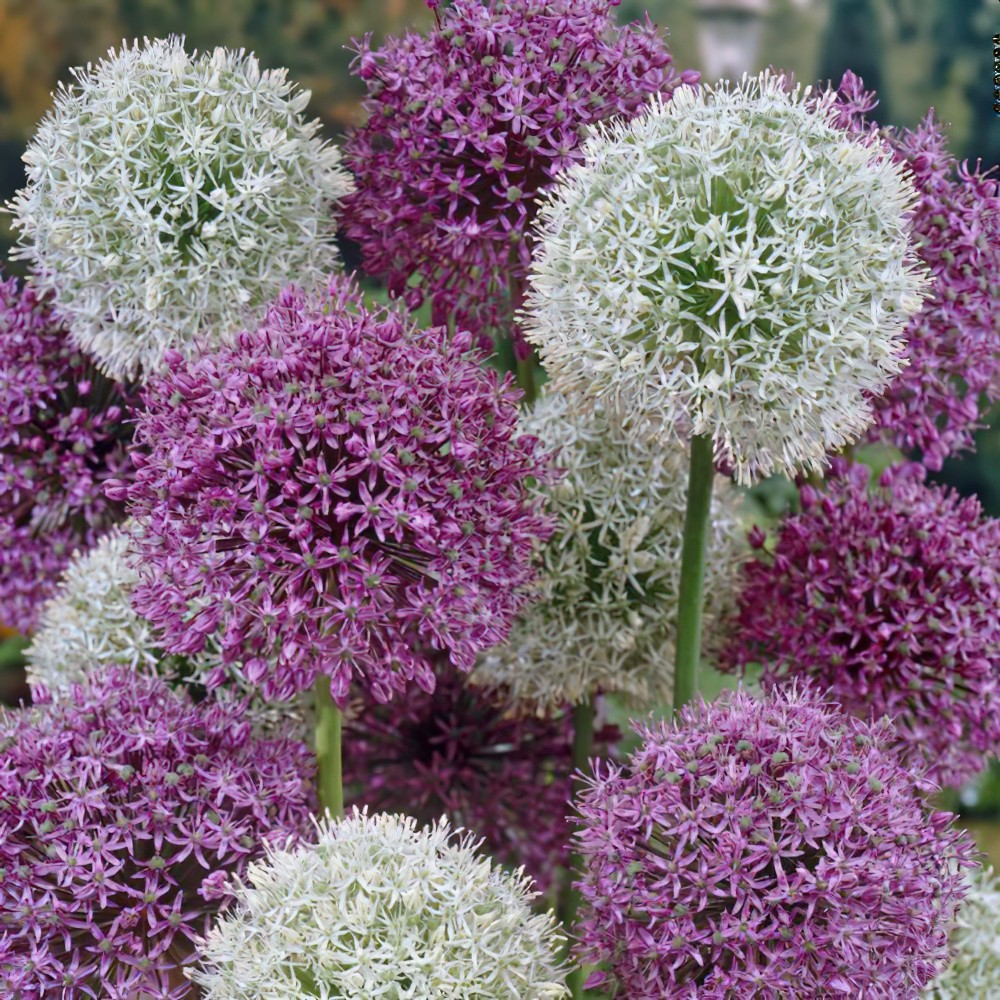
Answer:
314;676;344;819
561;698;596;999
673;434;715;711
516;353;537;405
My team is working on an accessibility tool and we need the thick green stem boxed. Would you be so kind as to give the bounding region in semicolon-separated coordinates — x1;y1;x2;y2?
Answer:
561;699;596;999
314;675;343;819
673;433;715;712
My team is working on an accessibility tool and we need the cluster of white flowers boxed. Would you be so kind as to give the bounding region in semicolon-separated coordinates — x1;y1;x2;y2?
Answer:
25;527;306;735
190;810;569;999
926;867;1000;999
9;36;354;380
25;529;163;692
523;72;928;486
473;391;745;710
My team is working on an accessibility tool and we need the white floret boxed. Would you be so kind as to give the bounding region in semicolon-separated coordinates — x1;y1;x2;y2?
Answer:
190;810;569;999
10;36;354;381
473;390;746;710
525;71;929;485
925;867;1000;999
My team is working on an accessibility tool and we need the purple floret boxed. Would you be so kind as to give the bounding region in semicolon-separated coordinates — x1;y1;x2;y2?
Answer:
575;686;974;998
721;460;999;788
0;276;137;632
835;71;1000;470
343;0;696;355
344;656;617;891
0;667;315;998
112;277;553;705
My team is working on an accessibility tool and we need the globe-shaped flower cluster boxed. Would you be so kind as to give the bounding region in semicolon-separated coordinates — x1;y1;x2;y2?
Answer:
0;276;136;633
721;461;999;787
926;867;1000;999
344;655;617;889
22;528;304;736
834;72;1000;470
114;278;553;705
343;0;693;351
0;668;316;998
10;36;354;380
524;72;929;485
474;390;745;710
575;687;974;998
190;810;569;998
24;528;165;691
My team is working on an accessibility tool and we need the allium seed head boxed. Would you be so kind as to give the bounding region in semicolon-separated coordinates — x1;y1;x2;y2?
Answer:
926;867;1000;999
344;656;618;890
343;0;693;353
575;686;975;998
833;72;1000;470
190;809;570;998
721;460;999;788
113;277;553;705
474;390;745;710
0;668;316;998
0;276;136;633
10;37;354;380
525;72;929;485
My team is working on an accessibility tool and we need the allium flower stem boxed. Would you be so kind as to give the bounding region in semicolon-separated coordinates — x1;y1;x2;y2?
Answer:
314;676;344;819
511;274;537;404
673;434;715;710
516;354;538;405
561;698;596;999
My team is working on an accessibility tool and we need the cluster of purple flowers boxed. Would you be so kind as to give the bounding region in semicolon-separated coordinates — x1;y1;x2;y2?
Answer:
575;687;974;998
344;656;618;890
113;278;552;705
834;71;1000;469
0;8;996;1000
343;0;695;353
0;667;315;997
721;461;999;788
0;277;137;633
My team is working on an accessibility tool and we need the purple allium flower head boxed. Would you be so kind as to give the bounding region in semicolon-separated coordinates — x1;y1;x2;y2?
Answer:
342;0;694;354
112;277;553;705
720;460;999;788
0;276;137;633
834;72;1000;470
574;686;975;999
344;656;617;890
0;667;315;998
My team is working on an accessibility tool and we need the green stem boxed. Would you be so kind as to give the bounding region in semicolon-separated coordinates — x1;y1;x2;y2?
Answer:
561;699;595;999
314;675;343;819
515;353;537;405
673;433;715;712
508;274;537;405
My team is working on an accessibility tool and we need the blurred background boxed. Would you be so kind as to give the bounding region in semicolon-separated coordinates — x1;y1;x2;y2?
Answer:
0;0;997;847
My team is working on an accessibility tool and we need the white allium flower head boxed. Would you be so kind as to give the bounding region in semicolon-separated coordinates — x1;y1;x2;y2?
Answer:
473;390;745;710
25;528;161;691
524;71;929;486
9;36;355;381
925;866;1000;999
190;809;569;999
25;527;306;735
